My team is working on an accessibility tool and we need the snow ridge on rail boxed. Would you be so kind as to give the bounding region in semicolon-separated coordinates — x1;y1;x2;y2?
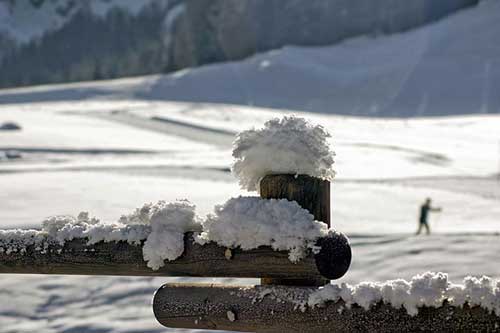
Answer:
0;197;331;270
308;271;500;316
0;212;150;255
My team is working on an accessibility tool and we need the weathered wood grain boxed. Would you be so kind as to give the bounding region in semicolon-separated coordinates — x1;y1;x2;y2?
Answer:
260;174;331;227
0;232;350;280
153;283;500;332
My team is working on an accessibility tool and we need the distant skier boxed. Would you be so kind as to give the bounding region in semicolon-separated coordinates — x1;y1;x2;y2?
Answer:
416;198;442;235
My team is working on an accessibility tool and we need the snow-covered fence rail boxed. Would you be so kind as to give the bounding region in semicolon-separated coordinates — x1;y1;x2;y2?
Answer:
153;284;500;332
0;170;350;282
0;231;350;282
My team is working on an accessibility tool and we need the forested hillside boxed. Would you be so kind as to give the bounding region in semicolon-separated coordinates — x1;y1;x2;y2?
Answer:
0;0;479;88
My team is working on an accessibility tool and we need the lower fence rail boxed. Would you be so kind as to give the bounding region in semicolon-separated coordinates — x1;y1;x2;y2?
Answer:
153;283;500;332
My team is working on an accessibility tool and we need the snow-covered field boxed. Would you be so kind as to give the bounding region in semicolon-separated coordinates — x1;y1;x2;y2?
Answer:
1;2;500;332
0;98;498;332
1;101;498;233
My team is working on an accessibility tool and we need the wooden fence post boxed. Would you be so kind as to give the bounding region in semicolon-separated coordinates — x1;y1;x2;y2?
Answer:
260;174;332;286
260;174;330;227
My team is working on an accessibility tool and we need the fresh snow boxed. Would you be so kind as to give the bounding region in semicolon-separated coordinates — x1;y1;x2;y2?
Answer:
308;272;500;317
141;200;201;270
0;212;150;256
0;100;499;333
0;228;47;255
1;200;200;271
1;97;499;332
3;197;327;268
232;116;335;192
0;2;499;331
0;200;202;271
196;196;329;262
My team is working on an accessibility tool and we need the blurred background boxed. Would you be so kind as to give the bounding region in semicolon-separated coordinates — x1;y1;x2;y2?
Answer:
0;0;499;332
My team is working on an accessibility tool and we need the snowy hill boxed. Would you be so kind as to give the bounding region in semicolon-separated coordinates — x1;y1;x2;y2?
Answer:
0;0;159;44
0;0;478;92
1;0;498;117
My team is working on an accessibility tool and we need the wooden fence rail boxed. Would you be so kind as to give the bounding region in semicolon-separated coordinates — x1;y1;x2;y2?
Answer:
153;284;500;332
0;232;350;282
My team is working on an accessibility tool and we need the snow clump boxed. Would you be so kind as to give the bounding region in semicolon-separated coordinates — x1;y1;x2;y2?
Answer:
196;196;329;262
232;116;336;192
308;271;500;316
142;200;202;270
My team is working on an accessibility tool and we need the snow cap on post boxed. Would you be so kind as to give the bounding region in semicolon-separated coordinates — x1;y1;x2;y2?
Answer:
231;116;336;192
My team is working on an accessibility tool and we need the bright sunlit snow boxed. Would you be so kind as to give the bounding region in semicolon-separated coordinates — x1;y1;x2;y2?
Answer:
232;116;335;192
309;272;500;317
141;200;201;270
196;196;329;262
1;2;500;332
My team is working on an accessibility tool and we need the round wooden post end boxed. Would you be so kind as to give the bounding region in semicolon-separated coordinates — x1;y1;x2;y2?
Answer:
314;231;351;280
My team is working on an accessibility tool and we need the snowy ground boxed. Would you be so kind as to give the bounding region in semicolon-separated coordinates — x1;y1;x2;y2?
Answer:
0;99;499;332
1;2;500;331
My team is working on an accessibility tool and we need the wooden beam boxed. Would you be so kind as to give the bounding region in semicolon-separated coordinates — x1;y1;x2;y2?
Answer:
0;232;350;281
153;283;500;332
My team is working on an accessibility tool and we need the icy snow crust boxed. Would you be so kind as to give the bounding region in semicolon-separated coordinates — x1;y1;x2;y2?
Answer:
196;196;329;262
0;197;328;267
308;272;500;316
232;116;335;192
